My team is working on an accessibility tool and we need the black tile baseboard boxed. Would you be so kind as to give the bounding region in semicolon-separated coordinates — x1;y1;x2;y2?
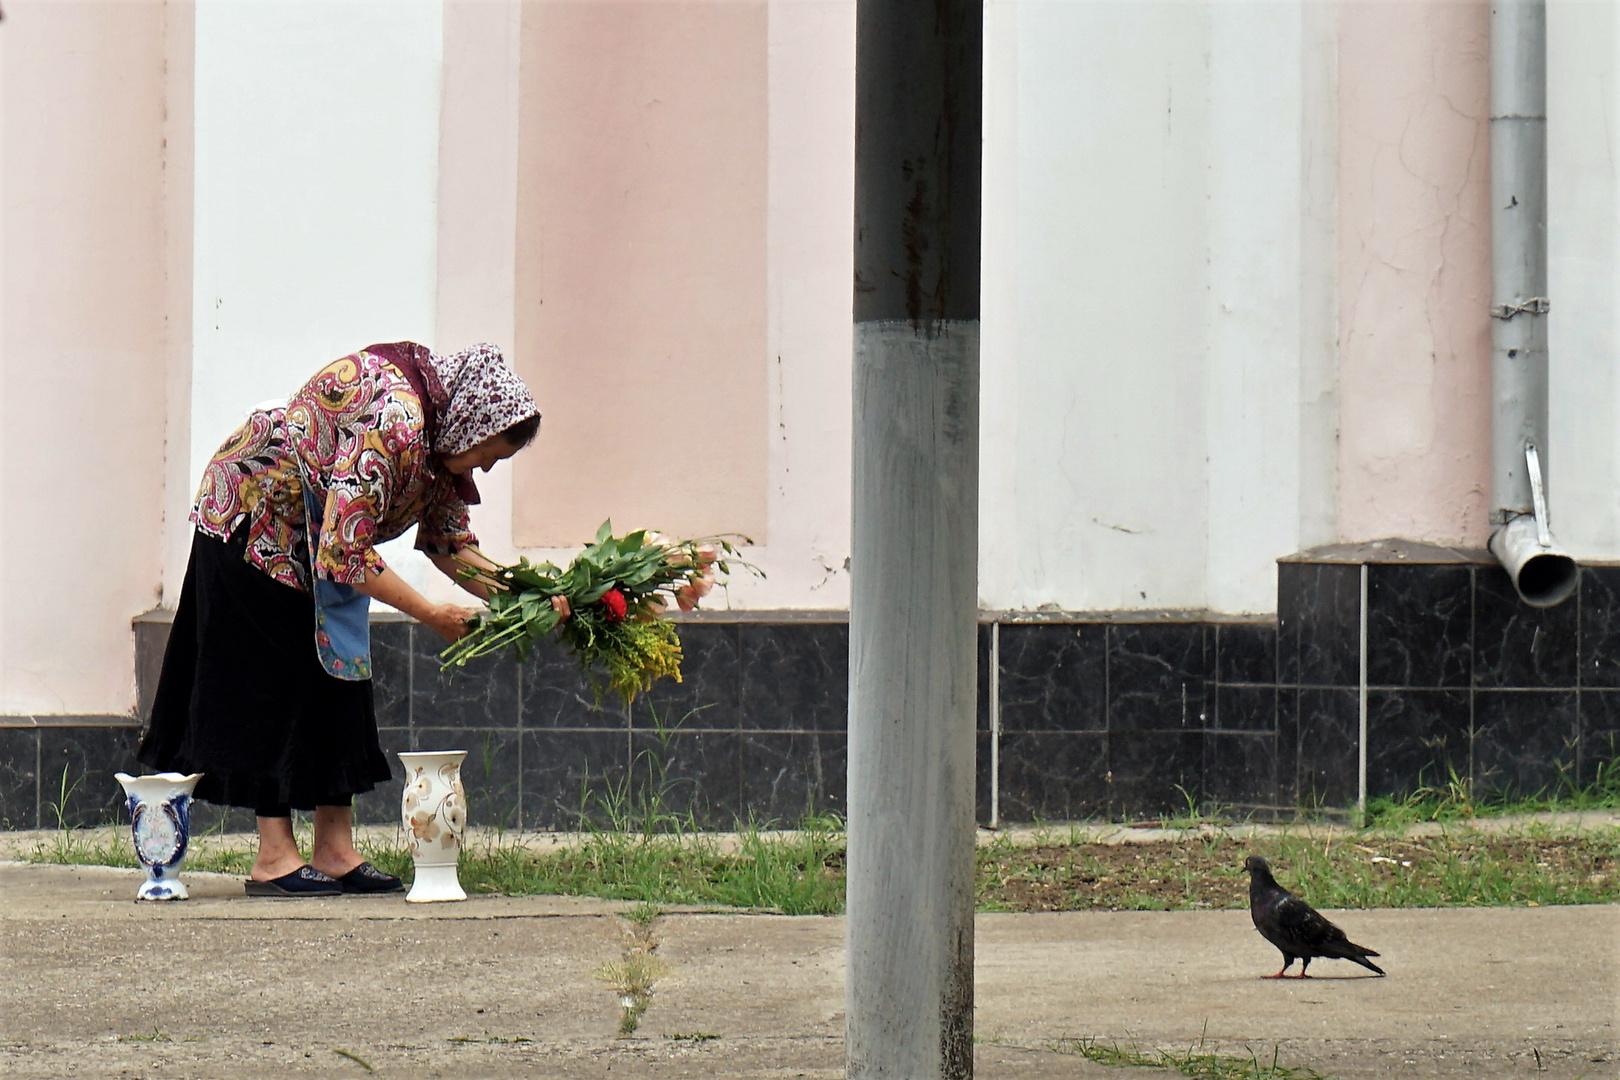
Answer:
18;563;1620;834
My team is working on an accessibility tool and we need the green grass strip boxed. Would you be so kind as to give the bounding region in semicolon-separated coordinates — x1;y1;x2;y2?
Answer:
29;817;1620;915
27;757;1620;915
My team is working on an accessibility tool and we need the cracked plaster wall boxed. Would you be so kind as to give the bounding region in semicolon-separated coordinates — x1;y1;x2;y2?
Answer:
980;1;1330;614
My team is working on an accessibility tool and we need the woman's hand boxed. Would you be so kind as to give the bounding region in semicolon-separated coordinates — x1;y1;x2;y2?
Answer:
550;595;571;620
350;560;483;642
424;602;482;643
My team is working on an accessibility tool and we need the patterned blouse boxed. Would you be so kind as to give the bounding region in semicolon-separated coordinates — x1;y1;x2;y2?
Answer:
192;350;478;592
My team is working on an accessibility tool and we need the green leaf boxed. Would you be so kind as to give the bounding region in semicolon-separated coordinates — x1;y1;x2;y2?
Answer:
596;519;613;545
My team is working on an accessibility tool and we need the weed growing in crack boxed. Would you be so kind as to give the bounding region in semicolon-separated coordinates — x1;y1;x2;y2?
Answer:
596;906;671;1036
624;901;663;927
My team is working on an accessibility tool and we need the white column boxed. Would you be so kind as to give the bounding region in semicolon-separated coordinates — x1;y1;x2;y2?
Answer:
978;0;1019;614
1204;1;1306;612
1547;0;1620;557
757;0;857;609
1298;0;1341;552
191;0;444;594
986;1;1213;612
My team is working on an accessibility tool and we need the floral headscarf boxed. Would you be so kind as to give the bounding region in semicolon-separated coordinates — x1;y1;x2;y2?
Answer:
429;343;541;456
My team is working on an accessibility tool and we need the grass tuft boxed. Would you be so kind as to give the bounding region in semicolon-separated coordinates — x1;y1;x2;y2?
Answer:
596;951;671;1036
624;901;663;926
1047;1036;1327;1080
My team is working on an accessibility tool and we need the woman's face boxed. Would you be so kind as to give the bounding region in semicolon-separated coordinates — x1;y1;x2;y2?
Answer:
443;434;521;475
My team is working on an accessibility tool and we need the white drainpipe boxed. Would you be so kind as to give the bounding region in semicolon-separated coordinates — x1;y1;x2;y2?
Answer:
1488;0;1577;608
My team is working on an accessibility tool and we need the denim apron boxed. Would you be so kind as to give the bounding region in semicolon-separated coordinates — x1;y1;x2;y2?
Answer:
300;480;373;681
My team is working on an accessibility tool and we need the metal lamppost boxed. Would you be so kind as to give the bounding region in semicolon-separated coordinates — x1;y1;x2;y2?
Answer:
847;0;982;1075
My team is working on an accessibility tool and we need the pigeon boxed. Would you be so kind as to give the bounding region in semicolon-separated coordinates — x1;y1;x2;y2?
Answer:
1244;855;1385;978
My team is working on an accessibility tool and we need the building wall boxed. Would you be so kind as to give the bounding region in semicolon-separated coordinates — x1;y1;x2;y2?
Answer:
12;0;1620;720
0;0;169;715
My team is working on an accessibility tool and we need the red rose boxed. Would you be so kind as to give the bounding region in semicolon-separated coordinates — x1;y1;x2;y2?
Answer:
600;588;628;622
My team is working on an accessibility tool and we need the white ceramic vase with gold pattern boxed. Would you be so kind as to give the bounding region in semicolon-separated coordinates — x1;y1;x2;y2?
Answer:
398;750;468;902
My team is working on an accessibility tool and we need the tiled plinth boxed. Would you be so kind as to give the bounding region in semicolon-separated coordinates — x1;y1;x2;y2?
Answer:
1275;542;1615;812
3;548;1615;832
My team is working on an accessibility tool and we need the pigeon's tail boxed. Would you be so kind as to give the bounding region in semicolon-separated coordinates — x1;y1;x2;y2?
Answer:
1342;942;1385;976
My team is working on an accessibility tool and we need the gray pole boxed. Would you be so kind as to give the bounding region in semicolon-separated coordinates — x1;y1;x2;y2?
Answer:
847;0;981;1076
1487;0;1576;607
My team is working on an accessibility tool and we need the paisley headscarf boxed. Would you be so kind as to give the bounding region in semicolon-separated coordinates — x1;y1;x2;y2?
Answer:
428;342;541;456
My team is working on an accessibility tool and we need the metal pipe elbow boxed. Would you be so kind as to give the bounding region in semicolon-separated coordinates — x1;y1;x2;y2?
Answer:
1489;513;1577;608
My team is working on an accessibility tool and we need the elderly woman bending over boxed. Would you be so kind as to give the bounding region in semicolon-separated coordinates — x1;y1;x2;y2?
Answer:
139;342;538;896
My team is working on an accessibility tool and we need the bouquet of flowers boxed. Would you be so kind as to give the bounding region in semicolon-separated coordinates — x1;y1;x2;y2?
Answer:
438;520;758;703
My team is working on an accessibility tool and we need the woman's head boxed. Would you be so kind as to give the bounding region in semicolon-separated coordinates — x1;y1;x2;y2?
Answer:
442;416;541;475
429;343;541;461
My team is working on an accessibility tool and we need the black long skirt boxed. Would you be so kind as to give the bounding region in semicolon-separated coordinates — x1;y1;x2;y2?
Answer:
137;528;393;813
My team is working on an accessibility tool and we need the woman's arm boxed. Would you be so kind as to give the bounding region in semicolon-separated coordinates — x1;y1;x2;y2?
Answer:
350;562;481;643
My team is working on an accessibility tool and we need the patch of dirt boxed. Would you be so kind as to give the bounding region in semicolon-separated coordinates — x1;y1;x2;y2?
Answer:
974;834;1620;912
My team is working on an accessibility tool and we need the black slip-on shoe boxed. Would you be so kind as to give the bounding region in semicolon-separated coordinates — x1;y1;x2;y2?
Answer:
243;865;342;897
336;861;404;895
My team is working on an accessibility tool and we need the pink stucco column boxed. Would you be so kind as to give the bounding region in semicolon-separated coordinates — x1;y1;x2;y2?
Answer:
1;0;171;714
512;0;769;548
1337;0;1493;547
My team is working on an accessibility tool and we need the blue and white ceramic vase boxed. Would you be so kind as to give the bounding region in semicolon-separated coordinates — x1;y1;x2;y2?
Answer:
114;772;203;901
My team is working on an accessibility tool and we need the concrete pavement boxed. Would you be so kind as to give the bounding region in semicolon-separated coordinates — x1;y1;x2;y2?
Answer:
1;862;1615;1079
